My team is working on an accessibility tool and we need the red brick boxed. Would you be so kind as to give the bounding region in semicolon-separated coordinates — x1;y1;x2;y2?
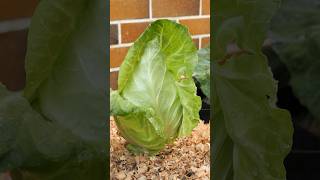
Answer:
202;0;210;15
121;22;150;43
180;18;210;35
110;47;129;68
110;24;118;45
201;37;210;48
192;38;200;49
0;0;38;21
153;0;199;17
110;71;119;90
0;30;27;91
110;0;149;20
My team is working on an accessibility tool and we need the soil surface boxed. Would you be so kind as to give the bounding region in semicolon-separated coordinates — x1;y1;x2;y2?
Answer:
0;173;11;180
110;117;210;180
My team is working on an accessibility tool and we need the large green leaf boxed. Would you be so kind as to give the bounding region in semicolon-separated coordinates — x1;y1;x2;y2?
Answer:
0;83;73;172
0;0;108;179
25;0;107;143
212;0;293;179
270;0;320;122
0;84;106;180
111;20;201;154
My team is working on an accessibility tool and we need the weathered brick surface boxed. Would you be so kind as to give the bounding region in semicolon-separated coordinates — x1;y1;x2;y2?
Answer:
110;0;149;20
121;22;150;43
0;0;38;21
0;30;27;91
201;37;210;48
152;0;199;17
180;18;210;35
110;47;129;68
193;38;199;49
110;24;118;45
202;0;210;15
110;71;119;90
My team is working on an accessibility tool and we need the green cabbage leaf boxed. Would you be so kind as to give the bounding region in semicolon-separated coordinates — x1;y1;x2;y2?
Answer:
194;45;210;100
271;0;320;122
110;20;201;154
212;0;293;179
0;0;108;179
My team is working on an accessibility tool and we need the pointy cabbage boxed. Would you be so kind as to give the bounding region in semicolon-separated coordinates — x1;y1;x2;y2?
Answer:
111;20;201;154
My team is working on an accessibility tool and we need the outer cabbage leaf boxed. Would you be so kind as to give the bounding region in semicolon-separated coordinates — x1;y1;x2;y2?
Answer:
270;0;320;122
25;0;107;144
111;20;201;154
0;84;106;180
0;83;73;172
212;0;293;179
0;0;108;179
193;45;210;100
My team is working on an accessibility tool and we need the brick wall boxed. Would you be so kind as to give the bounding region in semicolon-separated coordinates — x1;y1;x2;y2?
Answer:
110;0;210;89
0;1;210;91
0;0;38;91
0;1;37;178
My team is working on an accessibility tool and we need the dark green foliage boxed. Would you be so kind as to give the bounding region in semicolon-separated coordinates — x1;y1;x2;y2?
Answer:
271;0;320;122
0;0;108;179
212;0;293;179
194;45;210;101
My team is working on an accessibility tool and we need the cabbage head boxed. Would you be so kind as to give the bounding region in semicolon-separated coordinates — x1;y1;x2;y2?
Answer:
110;20;201;155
